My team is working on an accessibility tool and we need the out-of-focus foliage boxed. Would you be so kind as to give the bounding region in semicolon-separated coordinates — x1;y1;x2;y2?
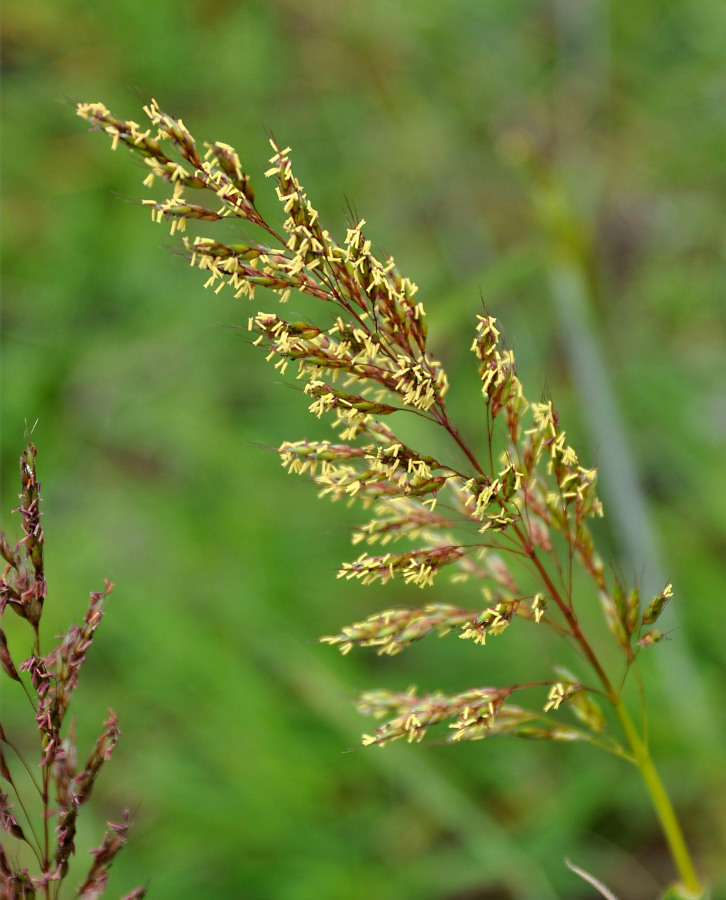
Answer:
2;2;724;898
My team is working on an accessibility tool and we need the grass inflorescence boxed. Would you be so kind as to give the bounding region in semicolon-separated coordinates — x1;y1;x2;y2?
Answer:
72;99;706;899
0;441;145;900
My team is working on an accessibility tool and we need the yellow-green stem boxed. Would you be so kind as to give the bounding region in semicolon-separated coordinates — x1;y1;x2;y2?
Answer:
614;697;703;897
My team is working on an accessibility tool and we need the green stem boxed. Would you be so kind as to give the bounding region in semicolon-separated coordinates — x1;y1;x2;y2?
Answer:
614;698;703;897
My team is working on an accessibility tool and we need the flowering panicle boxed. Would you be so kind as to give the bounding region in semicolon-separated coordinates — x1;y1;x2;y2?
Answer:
77;100;705;897
75;98;676;725
75;99;656;720
0;443;143;897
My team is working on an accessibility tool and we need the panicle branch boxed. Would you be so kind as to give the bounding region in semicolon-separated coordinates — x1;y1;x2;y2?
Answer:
358;685;588;746
1;444;46;628
76;812;145;900
322;603;478;656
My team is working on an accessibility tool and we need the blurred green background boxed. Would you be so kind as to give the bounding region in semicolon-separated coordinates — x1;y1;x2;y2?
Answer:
2;1;725;898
